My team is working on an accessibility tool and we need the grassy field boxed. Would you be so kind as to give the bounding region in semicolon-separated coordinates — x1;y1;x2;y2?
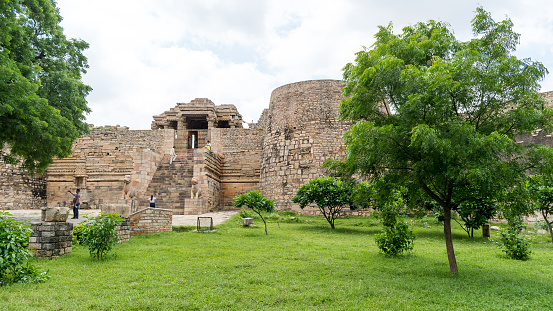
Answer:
1;213;552;310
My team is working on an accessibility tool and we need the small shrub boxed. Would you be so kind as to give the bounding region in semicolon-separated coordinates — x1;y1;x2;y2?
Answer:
238;207;253;219
72;223;86;245
375;222;415;256
0;212;49;286
80;213;123;260
496;228;532;260
495;218;532;260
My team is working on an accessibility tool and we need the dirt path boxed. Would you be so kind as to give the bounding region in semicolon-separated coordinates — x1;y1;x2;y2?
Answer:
3;209;237;226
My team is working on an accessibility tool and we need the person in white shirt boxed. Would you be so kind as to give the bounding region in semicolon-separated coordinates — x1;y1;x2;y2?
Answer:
170;146;177;164
149;195;156;208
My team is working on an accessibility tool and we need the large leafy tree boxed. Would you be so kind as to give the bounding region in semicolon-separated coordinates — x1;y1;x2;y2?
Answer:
339;7;553;274
1;0;91;174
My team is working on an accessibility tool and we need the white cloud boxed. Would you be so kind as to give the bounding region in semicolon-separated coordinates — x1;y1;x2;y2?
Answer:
56;0;553;129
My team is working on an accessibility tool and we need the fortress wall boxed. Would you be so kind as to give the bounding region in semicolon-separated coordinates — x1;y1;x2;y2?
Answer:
260;80;350;213
46;127;174;208
0;161;46;209
211;128;264;209
543;91;553;106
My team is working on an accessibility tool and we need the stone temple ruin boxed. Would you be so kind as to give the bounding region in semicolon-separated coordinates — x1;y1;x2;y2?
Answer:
2;80;553;216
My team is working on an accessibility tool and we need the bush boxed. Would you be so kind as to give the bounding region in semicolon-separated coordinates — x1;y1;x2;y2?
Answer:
0;212;49;286
238;207;253;219
374;189;415;256
72;223;86;245
80;213;123;260
496;228;532;260
375;222;415;256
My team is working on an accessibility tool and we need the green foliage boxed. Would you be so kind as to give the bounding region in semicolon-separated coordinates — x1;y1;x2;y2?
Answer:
292;176;352;229
0;212;48;286
0;0;92;174
339;7;553;274
80;213;123;260
72;222;86;245
527;175;553;243
496;219;532;260
454;196;497;238
374;190;415;256
233;190;275;235
238;207;253;219
375;222;415;256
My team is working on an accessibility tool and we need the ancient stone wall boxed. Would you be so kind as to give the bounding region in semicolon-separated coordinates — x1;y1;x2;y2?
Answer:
0;161;46;209
543;91;553;106
260;80;350;213
46;127;174;208
202;150;223;211
210;128;264;209
129;207;172;236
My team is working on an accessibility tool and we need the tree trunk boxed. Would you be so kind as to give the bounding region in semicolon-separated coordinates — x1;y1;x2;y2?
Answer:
443;206;459;274
540;210;553;244
258;212;268;235
547;221;553;244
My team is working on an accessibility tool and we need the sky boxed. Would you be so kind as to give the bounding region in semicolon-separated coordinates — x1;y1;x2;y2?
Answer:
55;0;553;130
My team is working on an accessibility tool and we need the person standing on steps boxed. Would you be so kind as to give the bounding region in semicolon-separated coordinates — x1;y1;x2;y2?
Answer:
149;195;156;208
68;188;81;219
170;146;177;164
205;140;211;151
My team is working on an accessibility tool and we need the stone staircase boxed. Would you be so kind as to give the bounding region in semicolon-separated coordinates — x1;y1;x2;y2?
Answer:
145;149;196;214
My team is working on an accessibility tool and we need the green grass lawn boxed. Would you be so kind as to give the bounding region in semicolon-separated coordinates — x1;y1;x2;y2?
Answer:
2;214;552;310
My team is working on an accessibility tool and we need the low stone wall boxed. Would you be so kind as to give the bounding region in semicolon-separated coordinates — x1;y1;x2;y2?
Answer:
116;218;130;242
29;222;73;258
129;208;172;236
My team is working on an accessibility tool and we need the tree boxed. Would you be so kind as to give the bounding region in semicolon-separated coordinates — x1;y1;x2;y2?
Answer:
339;7;553;274
292;176;352;229
233;190;275;235
453;195;496;238
528;175;553;243
1;0;92;174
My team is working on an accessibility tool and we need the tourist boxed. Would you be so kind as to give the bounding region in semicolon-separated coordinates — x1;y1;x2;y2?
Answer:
68;188;81;219
170;146;177;164
149;195;156;208
205;140;211;151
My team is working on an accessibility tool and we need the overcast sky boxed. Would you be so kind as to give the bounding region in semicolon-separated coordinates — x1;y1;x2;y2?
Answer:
56;0;553;130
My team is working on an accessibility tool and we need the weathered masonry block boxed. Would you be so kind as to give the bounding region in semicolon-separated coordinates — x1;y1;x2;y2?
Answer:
116;218;130;242
129;208;172;236
29;222;73;258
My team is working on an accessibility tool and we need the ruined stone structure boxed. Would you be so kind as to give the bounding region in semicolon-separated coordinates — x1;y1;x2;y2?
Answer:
3;80;553;216
260;80;350;211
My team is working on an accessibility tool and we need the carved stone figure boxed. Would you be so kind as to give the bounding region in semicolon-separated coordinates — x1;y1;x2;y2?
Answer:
191;177;201;199
122;175;138;199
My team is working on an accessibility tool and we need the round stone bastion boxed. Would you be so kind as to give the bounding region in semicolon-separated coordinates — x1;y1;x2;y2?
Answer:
260;80;350;212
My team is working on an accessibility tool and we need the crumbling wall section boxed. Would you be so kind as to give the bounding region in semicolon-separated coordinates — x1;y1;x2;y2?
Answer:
46;127;174;208
0;160;46;209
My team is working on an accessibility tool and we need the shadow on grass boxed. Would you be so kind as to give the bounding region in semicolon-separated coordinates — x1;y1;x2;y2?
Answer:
297;223;381;236
172;226;195;232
